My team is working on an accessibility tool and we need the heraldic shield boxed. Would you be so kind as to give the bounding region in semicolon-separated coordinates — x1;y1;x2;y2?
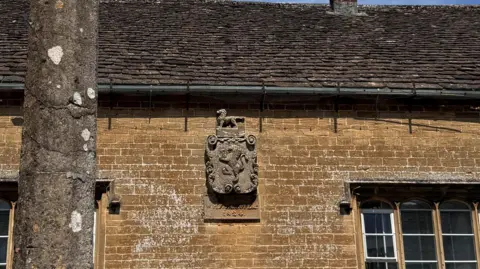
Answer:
205;109;258;194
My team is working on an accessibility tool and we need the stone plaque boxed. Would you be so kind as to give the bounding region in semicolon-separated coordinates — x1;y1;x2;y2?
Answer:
204;109;259;220
204;194;260;220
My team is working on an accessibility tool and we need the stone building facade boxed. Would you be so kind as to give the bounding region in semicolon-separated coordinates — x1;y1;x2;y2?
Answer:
1;0;480;269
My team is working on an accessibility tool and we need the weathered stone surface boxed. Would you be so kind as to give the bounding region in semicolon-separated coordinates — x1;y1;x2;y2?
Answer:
206;110;258;194
0;96;478;267
203;194;260;220
13;0;98;268
215;109;246;138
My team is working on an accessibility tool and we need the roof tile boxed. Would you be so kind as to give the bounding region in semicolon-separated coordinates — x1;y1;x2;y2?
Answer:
0;0;479;90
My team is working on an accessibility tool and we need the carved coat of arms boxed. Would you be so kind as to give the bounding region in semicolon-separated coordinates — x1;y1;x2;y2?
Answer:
205;109;258;194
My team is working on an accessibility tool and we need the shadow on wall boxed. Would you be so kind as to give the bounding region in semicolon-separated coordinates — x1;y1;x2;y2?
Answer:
356;118;463;133
1;94;479;132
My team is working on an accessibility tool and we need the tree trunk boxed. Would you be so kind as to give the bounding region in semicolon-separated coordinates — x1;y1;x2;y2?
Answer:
13;0;98;268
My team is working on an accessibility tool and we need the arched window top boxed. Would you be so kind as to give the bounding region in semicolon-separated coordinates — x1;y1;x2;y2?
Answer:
361;200;392;210
439;200;470;211
400;199;431;210
0;200;10;211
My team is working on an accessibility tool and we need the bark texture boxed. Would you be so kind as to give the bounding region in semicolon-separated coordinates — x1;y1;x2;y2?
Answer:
13;0;98;268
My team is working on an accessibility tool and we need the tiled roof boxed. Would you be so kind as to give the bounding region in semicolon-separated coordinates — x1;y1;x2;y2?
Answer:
1;0;480;90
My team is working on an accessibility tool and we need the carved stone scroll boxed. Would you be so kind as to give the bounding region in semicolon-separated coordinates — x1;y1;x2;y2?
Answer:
204;109;259;220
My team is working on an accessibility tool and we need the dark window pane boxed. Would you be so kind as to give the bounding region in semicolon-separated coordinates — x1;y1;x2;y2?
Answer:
0;265;6;269
0;212;9;236
441;212;473;234
406;263;437;269
383;214;392;233
366;262;398;269
0;201;9;211
388;263;398;269
362;201;392;209
366;262;386;269
440;201;470;210
401;211;434;234
385;236;395;257
404;236;436;261
443;236;476;261
364;213;392;234
445;263;477;269
366;235;385;257
0;238;7;264
401;200;431;210
364;214;377;233
366;236;395;258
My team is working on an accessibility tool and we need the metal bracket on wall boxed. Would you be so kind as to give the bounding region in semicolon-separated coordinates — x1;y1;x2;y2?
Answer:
408;90;416;134
185;82;190;132
333;89;339;133
108;79;113;130
259;85;266;133
148;89;152;123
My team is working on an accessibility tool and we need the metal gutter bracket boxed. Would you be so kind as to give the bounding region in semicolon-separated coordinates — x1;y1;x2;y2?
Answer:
108;79;113;130
334;86;340;133
185;82;190;132
408;89;416;134
148;89;153;123
260;84;266;133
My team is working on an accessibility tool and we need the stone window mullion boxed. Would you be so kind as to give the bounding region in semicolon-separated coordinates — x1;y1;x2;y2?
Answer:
6;201;14;269
394;202;406;269
472;203;480;269
433;202;446;269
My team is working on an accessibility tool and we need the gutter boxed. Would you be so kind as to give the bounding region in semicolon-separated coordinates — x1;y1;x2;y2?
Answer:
1;83;479;99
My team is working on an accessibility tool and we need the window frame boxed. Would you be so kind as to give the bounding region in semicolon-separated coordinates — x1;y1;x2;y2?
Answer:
360;200;398;268
474;203;480;269
94;193;108;269
400;199;438;268
0;199;14;269
0;196;107;269
438;200;478;267
355;198;480;269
